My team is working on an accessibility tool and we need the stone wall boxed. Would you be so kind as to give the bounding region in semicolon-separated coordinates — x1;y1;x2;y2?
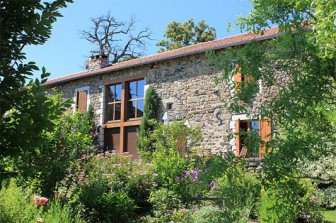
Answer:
48;52;281;153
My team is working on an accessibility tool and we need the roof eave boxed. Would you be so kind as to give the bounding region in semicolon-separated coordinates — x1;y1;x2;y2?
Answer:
45;33;280;87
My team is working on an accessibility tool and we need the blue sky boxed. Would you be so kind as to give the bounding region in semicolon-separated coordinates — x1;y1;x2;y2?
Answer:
25;0;252;80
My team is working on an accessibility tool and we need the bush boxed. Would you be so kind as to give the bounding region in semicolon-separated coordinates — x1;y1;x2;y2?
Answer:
152;121;202;153
61;153;155;222
208;154;261;222
14;110;94;196
0;179;85;223
318;185;336;208
137;86;160;160
258;178;322;223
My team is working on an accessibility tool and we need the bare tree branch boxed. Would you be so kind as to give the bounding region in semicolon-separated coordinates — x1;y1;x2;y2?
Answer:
81;12;152;65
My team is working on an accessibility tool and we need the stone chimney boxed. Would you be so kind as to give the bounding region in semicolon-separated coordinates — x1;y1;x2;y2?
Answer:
85;54;109;71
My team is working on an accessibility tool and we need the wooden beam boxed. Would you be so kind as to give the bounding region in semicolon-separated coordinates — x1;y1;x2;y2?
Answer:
119;81;126;154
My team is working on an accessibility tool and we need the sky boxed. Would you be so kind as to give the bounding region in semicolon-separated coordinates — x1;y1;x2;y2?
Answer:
25;0;253;80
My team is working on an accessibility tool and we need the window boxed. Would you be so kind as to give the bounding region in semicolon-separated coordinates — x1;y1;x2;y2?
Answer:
235;118;271;158
233;64;254;93
127;79;144;119
104;78;145;158
106;83;122;121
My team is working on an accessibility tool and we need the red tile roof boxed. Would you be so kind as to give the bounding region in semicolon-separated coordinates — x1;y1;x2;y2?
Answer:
45;27;280;86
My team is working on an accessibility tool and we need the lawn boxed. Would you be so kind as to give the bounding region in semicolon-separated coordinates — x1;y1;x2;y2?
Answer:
323;209;336;223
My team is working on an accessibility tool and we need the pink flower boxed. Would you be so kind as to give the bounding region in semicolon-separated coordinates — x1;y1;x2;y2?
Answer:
33;196;40;205
39;197;48;205
309;196;316;203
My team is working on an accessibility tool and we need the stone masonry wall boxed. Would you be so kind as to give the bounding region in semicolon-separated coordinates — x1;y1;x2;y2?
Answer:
49;52;282;153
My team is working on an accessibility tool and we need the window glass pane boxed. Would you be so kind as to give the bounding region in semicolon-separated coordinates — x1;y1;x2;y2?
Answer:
105;104;114;121
250;120;259;156
115;84;122;101
115;103;121;120
137;99;144;117
137;79;145;98
106;86;114;103
129;81;137;100
127;101;136;119
251;121;259;131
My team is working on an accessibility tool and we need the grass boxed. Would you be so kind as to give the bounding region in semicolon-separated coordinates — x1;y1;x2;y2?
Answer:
322;209;336;223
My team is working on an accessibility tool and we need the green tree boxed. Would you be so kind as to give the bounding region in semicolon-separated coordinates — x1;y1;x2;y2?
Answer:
0;0;72;182
157;19;216;53
136;86;160;160
207;0;336;183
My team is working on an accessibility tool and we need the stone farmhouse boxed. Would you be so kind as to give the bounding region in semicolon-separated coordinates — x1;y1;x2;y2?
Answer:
45;27;279;159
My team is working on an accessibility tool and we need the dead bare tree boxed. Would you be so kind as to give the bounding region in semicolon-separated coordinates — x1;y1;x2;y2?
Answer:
81;12;152;64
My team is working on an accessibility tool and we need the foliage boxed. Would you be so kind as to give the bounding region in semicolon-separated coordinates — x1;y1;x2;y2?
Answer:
12;109;94;196
0;179;85;223
152;120;202;153
144;188;187;222
81;12;152;64
152;147;189;197
207;0;336;200
0;0;72;182
60;153;155;222
207;154;261;222
318;185;336;209
258;178;322;223
258;185;298;223
137;86;160;160
157;19;216;52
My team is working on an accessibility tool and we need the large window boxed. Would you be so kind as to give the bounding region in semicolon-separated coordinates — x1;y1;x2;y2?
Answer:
104;78;145;158
106;83;122;121
127;79;144;119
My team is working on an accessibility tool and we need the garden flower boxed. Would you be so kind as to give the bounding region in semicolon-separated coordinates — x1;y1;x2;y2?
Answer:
39;197;48;205
309;196;316;202
176;177;184;182
33;196;40;205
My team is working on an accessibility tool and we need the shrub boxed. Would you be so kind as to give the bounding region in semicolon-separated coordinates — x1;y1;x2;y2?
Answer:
152;121;202;153
137;86;160;160
318;185;336;208
0;179;85;223
258;178;322;223
152;146;190;197
190;205;225;223
61;153;155;222
258;185;298;223
208;154;261;222
14;110;94;196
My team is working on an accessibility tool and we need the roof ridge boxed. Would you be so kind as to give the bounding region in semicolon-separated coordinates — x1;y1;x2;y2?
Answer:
46;26;279;86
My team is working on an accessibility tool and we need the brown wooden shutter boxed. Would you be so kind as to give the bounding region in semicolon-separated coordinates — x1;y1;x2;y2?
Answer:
77;91;87;114
235;119;241;156
245;74;254;84
234;65;242;93
259;117;272;157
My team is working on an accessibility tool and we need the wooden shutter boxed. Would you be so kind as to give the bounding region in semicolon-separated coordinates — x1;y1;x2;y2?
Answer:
245;74;254;84
259;117;272;157
234;65;242;93
77;91;87;114
235;119;241;156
